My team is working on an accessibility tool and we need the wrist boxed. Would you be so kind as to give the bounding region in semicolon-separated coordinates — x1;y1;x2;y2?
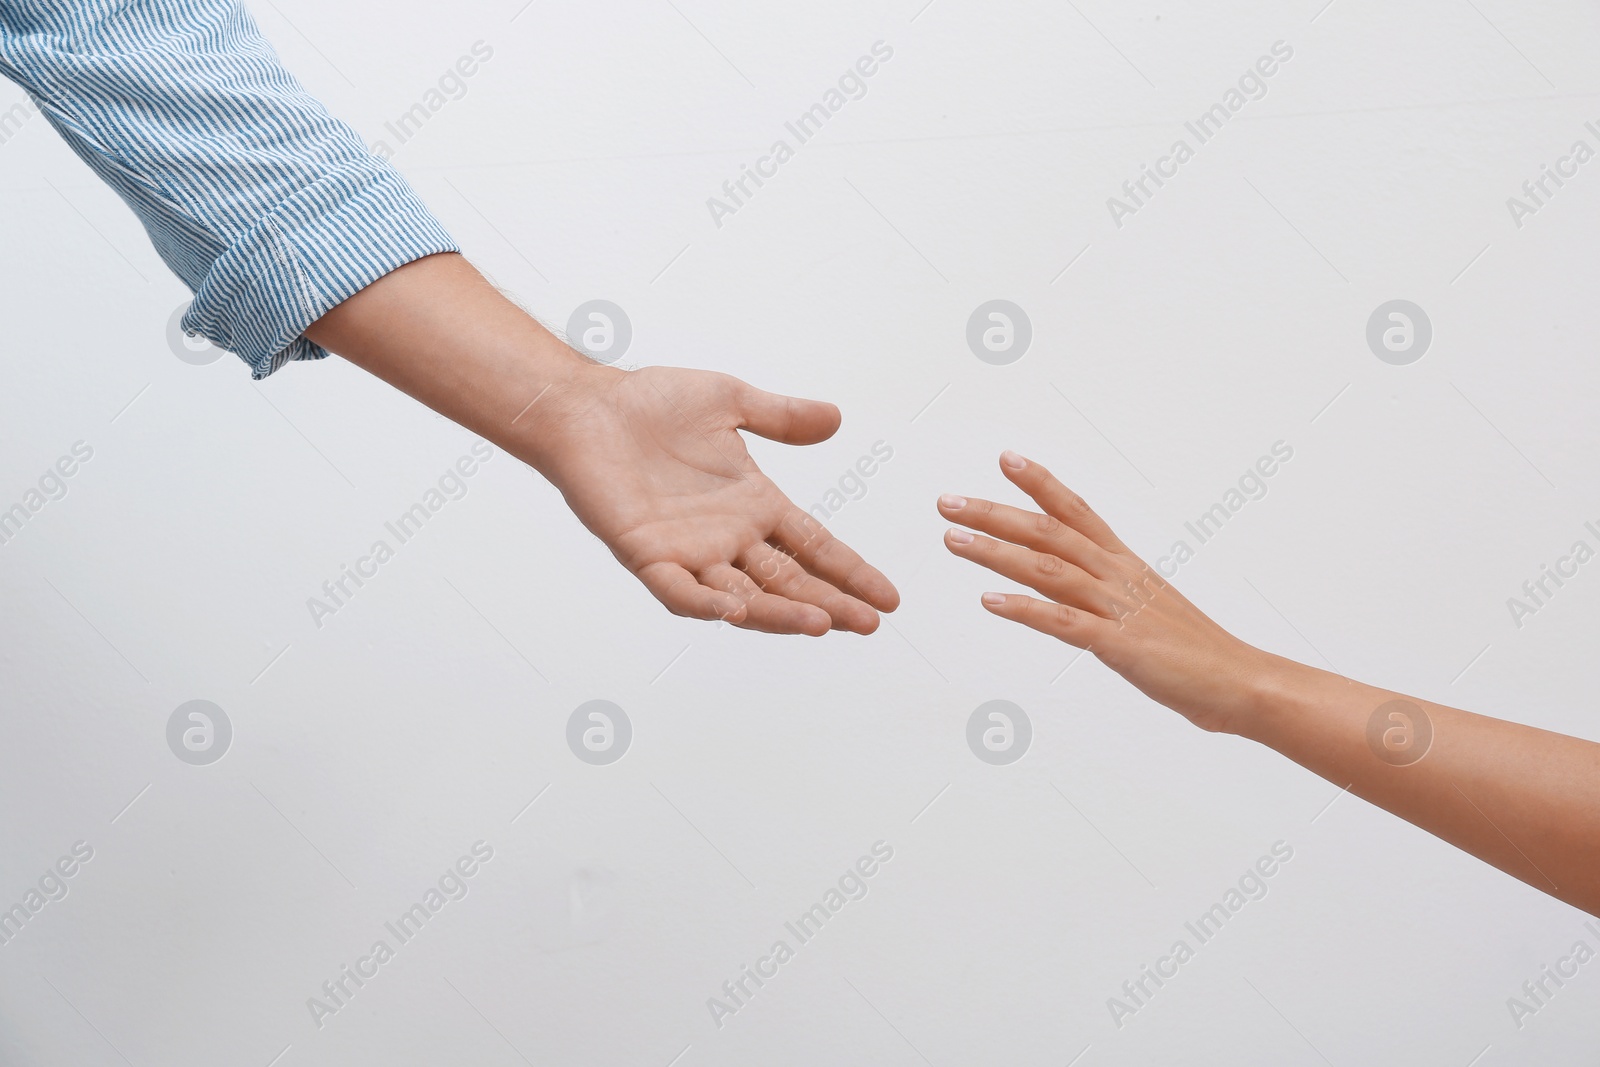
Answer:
1226;650;1320;741
502;340;624;472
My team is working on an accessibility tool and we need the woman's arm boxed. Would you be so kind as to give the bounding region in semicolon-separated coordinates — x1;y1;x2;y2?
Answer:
940;450;1600;915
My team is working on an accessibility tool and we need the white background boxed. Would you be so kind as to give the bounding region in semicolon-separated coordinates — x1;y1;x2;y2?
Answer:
3;0;1599;1063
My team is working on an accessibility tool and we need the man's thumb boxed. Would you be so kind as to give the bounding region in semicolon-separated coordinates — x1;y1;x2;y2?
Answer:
737;382;841;445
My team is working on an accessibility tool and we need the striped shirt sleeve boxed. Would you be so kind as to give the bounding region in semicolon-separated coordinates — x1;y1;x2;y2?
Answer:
0;0;459;377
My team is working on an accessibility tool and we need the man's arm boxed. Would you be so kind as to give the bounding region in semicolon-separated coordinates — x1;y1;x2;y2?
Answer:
308;253;899;634
942;452;1600;915
0;0;455;376
0;1;897;631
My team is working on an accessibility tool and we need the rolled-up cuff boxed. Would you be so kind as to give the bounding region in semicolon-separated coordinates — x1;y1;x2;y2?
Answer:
181;154;458;379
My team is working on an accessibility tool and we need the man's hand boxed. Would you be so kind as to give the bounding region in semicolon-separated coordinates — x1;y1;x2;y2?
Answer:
538;365;898;634
306;253;898;635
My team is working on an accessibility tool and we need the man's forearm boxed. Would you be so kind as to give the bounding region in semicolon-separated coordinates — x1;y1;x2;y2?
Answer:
302;252;899;634
304;252;617;471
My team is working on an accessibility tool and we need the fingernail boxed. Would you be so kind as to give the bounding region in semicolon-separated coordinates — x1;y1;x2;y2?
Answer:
947;528;974;545
1001;450;1027;470
982;592;1006;607
938;493;967;510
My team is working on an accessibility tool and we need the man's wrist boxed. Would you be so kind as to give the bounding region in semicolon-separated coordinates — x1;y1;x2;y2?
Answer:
499;335;623;472
307;254;629;473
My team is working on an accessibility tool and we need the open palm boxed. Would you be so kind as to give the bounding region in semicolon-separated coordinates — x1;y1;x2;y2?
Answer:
539;365;900;635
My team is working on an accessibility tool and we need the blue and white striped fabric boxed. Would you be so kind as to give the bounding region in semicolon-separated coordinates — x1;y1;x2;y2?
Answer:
0;0;458;377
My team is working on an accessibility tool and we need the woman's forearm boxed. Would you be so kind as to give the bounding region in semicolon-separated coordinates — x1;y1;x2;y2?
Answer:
1236;656;1600;914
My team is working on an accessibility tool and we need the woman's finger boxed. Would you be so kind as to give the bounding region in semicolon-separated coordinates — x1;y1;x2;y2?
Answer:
979;590;1109;649
937;493;1116;579
998;451;1128;553
943;528;1120;618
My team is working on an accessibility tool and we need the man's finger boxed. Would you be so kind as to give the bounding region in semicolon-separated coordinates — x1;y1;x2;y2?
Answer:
998;451;1128;553
770;506;901;612
739;544;880;635
700;562;832;636
737;383;841;445
637;561;747;623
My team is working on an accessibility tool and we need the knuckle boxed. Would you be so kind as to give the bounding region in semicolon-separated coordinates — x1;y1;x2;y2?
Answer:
1050;603;1077;628
1122;560;1160;593
1032;512;1061;537
837;561;868;595
1034;552;1066;577
779;513;820;546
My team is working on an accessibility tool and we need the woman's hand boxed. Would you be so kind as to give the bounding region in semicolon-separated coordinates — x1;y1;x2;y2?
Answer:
942;449;1600;914
939;450;1273;733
